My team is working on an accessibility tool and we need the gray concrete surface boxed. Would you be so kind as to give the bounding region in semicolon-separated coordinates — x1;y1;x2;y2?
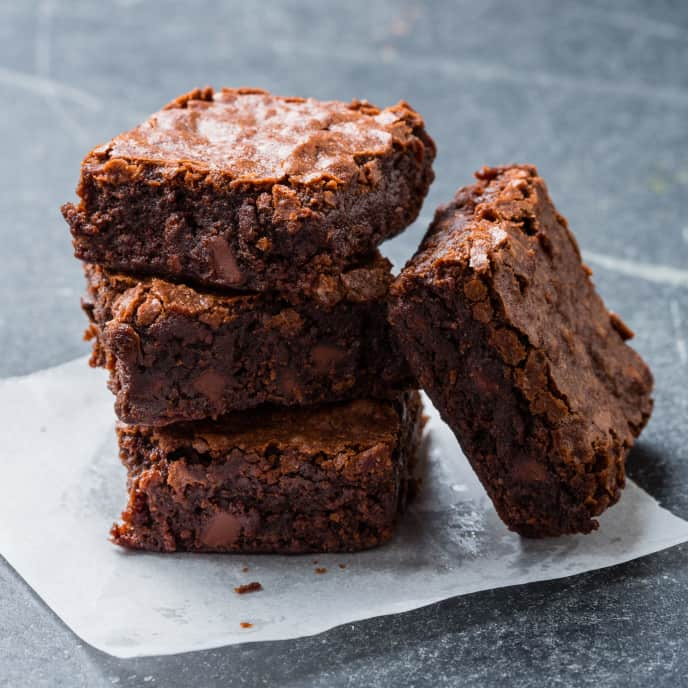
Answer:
1;1;687;685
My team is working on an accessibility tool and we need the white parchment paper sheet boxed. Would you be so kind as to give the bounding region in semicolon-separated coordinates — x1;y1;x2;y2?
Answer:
1;358;687;658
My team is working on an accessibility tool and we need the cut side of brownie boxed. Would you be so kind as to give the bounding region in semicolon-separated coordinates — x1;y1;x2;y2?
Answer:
63;87;435;297
111;392;424;553
83;252;413;426
389;164;653;537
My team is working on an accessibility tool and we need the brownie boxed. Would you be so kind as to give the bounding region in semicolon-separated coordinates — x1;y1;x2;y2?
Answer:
62;87;436;296
389;165;653;537
83;253;413;426
111;392;424;553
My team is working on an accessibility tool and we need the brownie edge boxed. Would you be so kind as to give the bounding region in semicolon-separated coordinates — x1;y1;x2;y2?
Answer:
388;164;653;537
111;393;425;553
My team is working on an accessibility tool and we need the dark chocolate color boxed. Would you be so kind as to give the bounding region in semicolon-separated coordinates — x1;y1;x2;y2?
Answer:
111;392;424;553
389;165;654;537
4;3;688;685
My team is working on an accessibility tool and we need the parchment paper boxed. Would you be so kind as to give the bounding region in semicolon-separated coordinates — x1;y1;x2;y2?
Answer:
1;358;687;659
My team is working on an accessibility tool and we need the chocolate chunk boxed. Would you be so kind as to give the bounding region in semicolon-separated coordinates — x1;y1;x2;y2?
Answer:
311;345;346;374
192;369;226;404
202;512;243;548
206;235;243;285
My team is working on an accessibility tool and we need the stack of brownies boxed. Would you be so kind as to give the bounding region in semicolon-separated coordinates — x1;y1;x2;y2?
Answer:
61;87;436;553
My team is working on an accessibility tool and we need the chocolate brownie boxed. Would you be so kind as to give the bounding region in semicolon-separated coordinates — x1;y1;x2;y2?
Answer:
62;87;435;296
389;165;653;537
83;253;413;426
111;392;424;553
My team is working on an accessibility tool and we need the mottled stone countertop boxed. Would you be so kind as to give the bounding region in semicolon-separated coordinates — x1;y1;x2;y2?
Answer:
1;1;687;685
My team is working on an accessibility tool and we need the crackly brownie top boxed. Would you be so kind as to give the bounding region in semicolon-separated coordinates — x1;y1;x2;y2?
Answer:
85;250;393;327
397;165;556;277
119;395;413;463
395;164;653;437
85;87;429;185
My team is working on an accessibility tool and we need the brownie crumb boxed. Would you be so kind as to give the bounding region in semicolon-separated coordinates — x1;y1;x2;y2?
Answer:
241;566;250;573
234;582;263;594
338;564;347;569
240;622;253;629
314;567;327;574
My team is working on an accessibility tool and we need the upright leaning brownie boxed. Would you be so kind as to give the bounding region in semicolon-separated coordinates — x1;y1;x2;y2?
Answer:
62;87;435;297
389;164;653;536
112;393;424;553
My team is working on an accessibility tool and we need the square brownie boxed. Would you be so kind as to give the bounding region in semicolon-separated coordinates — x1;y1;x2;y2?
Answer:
111;392;424;553
62;87;435;297
389;165;653;537
83;253;413;426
